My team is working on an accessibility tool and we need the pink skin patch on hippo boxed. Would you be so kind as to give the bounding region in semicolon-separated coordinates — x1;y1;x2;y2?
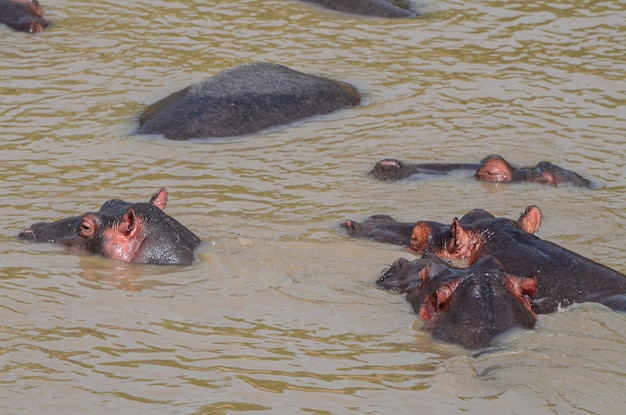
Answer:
420;279;461;327
408;221;435;254
149;188;168;210
505;275;538;319
98;210;146;263
517;206;541;234
378;159;401;168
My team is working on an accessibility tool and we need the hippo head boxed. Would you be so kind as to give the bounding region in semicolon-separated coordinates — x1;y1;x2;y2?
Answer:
411;256;538;349
18;188;201;265
3;0;50;33
475;154;517;182
476;155;591;187
369;159;413;181
407;206;542;262
376;253;453;292
532;161;592;187
377;253;537;349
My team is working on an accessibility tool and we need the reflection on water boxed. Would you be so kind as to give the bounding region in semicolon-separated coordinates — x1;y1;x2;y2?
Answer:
1;0;625;413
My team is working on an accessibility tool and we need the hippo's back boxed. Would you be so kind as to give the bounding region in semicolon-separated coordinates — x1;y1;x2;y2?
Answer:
138;62;361;140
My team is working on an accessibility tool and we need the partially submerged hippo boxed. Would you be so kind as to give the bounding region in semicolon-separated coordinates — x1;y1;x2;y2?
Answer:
341;214;421;245
407;206;626;313
18;188;201;265
138;62;361;140
476;155;592;187
302;0;417;18
344;207;626;313
0;0;49;32
377;254;538;349
370;154;592;187
341;207;540;247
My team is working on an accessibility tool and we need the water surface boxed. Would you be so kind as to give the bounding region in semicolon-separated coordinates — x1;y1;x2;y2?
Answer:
1;0;625;413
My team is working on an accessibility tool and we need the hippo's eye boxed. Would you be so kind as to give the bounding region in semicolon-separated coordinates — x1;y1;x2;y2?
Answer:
79;219;96;237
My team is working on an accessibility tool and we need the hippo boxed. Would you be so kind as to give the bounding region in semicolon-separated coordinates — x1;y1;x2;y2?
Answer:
476;155;592;187
0;0;49;32
370;154;592;187
377;254;538;349
341;214;422;245
407;206;626;313
18;188;201;265
341;207;541;247
344;207;626;313
302;0;417;18
137;62;361;141
370;159;478;181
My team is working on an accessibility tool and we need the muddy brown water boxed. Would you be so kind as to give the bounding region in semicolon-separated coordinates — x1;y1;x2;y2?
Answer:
1;0;625;413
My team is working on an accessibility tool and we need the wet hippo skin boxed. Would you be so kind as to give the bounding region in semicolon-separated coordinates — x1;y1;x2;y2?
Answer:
406;206;626;313
302;0;417;18
370;154;592;187
344;207;626;313
18;188;201;265
377;254;538;349
0;0;49;32
138;62;361;140
341;207;540;247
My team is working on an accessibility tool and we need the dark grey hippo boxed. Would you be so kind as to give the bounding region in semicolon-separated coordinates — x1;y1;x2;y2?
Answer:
302;0;417;17
370;155;592;187
137;62;361;141
18;188;201;265
0;0;49;32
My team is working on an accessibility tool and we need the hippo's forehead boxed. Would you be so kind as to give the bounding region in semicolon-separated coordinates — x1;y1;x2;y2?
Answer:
91;202;165;227
460;209;496;225
98;199;134;214
535;161;554;170
453;272;522;303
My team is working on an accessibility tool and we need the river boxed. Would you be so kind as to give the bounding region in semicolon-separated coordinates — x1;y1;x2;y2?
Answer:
1;0;625;413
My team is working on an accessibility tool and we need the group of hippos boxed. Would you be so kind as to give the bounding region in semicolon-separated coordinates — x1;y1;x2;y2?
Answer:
6;0;626;351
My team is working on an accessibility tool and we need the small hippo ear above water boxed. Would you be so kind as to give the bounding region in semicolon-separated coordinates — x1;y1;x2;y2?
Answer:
418;266;431;283
149;188;168;210
506;275;537;298
341;219;357;233
435;280;462;310
408;221;431;252
450;218;470;252
518;206;541;234
505;275;538;317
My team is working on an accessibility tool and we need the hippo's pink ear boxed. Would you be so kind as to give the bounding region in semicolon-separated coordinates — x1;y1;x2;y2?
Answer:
436;286;452;308
508;275;537;297
450;218;469;253
505;275;538;316
120;209;140;238
435;279;461;310
149;188;168;210
418;266;431;283
408;221;432;253
518;206;541;234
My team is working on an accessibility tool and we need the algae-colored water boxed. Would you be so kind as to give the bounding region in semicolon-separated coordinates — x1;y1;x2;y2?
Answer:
1;0;625;413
